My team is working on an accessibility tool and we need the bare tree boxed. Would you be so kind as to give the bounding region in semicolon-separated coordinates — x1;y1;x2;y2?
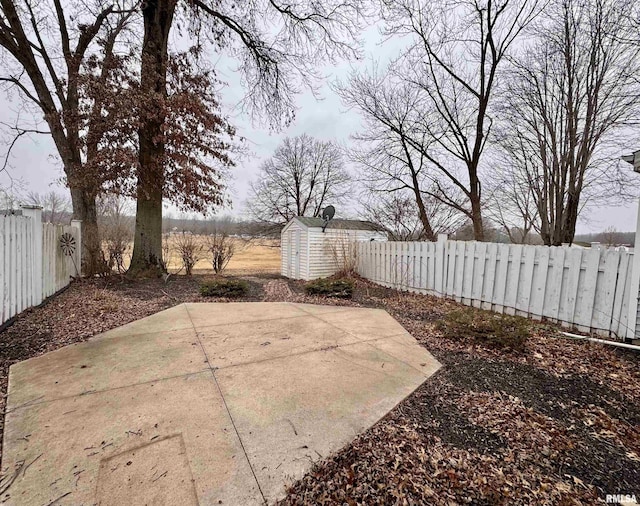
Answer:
597;226;624;248
499;0;640;245
362;193;421;241
362;191;464;241
361;0;543;241
248;134;351;225
0;182;23;209
339;75;460;241
98;195;134;273
485;163;539;244
24;190;70;224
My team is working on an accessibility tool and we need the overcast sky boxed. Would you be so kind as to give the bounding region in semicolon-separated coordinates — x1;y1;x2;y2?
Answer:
1;23;638;234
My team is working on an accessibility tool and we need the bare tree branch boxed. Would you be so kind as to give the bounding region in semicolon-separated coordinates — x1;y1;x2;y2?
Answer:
497;0;640;245
248;134;351;225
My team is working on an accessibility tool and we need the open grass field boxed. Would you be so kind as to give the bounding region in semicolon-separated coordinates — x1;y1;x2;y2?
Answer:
187;238;281;275
113;236;281;276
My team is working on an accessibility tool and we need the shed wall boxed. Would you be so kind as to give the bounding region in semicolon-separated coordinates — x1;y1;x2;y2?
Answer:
281;219;388;280
307;228;386;280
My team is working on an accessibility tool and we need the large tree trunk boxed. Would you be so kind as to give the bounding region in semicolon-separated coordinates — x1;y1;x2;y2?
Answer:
130;184;164;276
69;187;106;276
470;190;484;241
128;0;175;277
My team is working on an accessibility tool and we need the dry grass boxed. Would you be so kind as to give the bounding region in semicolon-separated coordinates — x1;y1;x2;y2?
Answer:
195;238;280;276
114;237;281;276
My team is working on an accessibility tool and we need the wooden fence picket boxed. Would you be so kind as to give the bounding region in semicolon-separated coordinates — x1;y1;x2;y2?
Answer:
356;238;636;340
0;209;81;325
530;247;549;320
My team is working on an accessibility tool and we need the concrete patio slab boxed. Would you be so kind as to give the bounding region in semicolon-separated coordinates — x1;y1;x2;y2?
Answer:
1;302;440;505
96;433;199;506
6;328;205;409
215;342;430;503
185;302;308;328
2;372;262;506
312;307;409;341
98;304;194;338
288;302;354;315
197;315;359;369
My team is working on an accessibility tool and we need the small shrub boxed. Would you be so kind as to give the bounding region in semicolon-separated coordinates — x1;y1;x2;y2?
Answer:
325;231;358;277
200;278;248;298
205;232;235;274
305;278;354;299
175;231;203;275
435;309;530;351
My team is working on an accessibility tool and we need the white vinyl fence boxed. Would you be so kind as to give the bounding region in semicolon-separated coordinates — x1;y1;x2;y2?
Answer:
356;236;637;340
0;206;81;325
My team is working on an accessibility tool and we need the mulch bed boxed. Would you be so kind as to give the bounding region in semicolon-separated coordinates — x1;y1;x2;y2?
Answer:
280;278;640;505
0;273;638;505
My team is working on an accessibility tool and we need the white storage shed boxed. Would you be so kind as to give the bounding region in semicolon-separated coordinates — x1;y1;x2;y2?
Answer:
281;217;388;280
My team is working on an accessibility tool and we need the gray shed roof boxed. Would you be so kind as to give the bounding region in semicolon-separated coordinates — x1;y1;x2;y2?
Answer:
622;149;640;173
294;217;387;232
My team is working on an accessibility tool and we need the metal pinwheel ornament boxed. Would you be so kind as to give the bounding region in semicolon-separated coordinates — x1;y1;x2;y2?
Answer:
59;233;77;257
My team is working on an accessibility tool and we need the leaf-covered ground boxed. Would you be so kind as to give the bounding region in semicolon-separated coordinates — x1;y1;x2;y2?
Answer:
282;279;640;505
0;274;638;505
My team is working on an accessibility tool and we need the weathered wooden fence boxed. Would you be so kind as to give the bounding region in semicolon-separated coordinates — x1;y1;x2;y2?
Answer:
356;237;636;340
0;207;81;325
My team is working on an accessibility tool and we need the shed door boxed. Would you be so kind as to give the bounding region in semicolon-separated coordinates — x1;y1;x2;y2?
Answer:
293;229;301;278
286;230;294;277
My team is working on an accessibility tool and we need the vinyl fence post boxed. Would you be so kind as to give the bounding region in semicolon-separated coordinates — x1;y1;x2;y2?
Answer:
71;219;82;277
20;206;42;306
435;233;447;297
626;201;640;340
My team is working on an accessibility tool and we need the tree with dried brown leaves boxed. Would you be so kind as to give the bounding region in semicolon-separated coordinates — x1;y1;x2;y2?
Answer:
129;0;369;275
93;47;238;276
0;1;239;277
0;0;134;274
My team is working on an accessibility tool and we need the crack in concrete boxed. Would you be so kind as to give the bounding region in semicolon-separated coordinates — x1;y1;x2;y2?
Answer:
184;304;267;506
